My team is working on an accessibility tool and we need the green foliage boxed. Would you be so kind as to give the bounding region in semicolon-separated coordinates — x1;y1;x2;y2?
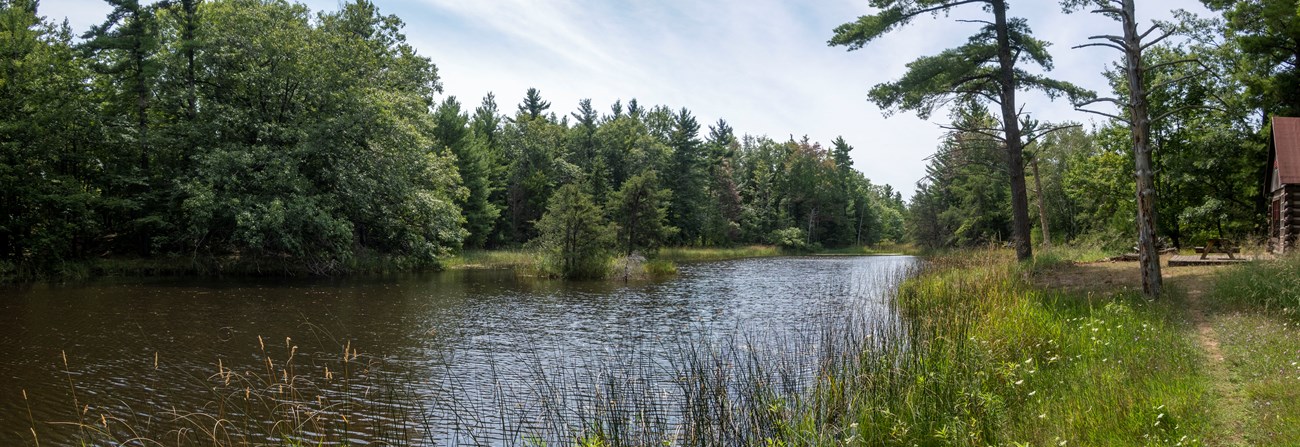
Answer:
768;227;808;251
1202;0;1300;117
501;99;570;244
0;2;101;274
908;104;1012;249
532;183;615;279
435;96;500;249
518;87;551;121
2;0;902;280
667;107;708;244
833;3;1091;119
607;170;676;255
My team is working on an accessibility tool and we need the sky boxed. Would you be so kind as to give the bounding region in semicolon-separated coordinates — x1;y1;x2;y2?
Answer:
41;0;1213;199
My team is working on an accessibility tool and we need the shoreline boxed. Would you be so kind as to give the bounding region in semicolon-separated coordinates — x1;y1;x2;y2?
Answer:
2;244;916;285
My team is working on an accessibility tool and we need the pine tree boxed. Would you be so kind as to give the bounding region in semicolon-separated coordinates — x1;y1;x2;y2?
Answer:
434;96;499;248
532;184;615;279
608;171;676;255
830;0;1091;260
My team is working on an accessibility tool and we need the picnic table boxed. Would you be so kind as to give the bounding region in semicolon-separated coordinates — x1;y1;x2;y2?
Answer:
1195;238;1239;260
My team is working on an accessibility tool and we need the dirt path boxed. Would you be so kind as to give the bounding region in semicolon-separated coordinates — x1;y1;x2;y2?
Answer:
1036;259;1248;446
1177;271;1248;447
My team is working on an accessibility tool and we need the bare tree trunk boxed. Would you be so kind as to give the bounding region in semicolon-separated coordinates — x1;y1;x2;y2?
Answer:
1031;155;1051;247
993;0;1033;261
1121;0;1162;297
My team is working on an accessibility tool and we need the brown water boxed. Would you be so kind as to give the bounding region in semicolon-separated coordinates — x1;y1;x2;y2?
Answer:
0;255;914;445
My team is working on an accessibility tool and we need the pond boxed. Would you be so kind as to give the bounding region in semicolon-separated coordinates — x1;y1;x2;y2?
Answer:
0;255;916;445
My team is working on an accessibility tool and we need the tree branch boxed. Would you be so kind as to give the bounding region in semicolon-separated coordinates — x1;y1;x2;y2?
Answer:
1148;73;1204;94
939;124;1007;142
1087;34;1128;47
1143;58;1200;73
1074;97;1126;108
1141;29;1178;50
1024;124;1082;148
1076;107;1131;124
1138;24;1161;41
1152;105;1206;124
1091;8;1124;16
901;0;990;20
1073;42;1126;52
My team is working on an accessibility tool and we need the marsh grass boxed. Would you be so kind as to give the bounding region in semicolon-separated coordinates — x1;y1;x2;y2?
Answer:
442;249;541;272
656;246;783;263
45;336;429;446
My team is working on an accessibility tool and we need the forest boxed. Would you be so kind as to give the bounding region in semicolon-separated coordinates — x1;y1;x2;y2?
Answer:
0;0;1292;282
0;0;907;280
877;0;1277;254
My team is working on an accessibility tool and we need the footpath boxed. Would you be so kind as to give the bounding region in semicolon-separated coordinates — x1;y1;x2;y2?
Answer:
1035;258;1271;446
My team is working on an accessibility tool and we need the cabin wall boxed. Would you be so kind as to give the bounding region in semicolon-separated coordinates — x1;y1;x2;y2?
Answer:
1272;184;1300;254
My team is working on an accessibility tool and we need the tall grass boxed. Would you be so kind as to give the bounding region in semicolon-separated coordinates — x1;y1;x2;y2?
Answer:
656;246;782;263
1206;255;1300;444
740;251;1211;446
1029;244;1115;271
441;249;541;272
1209;255;1300;315
47;337;427;446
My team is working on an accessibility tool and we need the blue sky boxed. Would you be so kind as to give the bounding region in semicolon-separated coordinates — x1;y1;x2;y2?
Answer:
42;0;1210;199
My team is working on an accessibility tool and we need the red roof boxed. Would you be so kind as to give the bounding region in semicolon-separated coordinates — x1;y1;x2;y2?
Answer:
1275;117;1300;186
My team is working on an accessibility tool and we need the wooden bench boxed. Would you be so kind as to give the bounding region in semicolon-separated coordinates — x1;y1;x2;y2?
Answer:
1194;238;1239;260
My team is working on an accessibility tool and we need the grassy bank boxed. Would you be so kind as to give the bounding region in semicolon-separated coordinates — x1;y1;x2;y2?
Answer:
737;250;1214;446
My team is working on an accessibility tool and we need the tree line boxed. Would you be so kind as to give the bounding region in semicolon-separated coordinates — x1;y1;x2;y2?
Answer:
832;0;1285;296
0;0;905;279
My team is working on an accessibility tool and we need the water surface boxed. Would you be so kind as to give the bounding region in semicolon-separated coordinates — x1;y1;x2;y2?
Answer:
0;255;914;444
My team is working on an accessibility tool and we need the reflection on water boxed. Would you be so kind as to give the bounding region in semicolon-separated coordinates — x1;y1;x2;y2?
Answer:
0;255;915;445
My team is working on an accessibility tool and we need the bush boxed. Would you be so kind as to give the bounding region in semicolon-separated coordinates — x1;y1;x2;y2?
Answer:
769;227;808;251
